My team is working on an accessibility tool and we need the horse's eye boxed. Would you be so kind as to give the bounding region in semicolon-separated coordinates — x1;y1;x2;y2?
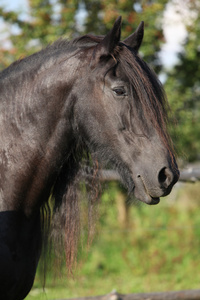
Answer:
113;87;126;96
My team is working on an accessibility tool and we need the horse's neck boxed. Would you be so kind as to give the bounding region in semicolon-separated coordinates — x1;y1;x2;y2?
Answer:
0;51;82;216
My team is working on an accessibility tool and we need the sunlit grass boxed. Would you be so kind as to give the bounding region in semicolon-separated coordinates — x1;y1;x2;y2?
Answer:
26;182;200;300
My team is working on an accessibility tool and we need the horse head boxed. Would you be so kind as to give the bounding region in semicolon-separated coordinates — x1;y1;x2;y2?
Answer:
73;17;179;204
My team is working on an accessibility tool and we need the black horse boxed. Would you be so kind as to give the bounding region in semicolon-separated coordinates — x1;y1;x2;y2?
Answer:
0;17;179;299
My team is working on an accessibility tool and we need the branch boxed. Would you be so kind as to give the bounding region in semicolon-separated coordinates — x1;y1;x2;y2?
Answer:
178;167;200;182
97;168;200;183
58;289;200;300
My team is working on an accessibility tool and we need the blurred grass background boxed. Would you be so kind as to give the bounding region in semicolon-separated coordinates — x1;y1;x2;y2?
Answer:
26;181;200;300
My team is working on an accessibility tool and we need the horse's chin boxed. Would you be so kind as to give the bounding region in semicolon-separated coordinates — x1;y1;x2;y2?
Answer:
140;194;160;205
149;197;160;205
132;178;161;205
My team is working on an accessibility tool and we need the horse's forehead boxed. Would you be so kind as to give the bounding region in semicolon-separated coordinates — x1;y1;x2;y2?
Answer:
97;60;129;83
115;62;130;81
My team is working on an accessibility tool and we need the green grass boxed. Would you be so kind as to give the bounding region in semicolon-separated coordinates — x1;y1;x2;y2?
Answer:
26;182;200;299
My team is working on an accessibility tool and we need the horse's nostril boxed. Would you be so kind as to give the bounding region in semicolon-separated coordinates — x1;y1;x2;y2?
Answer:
158;167;173;188
158;167;167;183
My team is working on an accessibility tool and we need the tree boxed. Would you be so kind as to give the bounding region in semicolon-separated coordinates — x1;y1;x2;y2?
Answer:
0;0;80;68
164;0;200;162
0;0;167;71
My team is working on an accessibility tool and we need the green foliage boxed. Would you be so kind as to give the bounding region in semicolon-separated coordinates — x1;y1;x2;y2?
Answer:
0;1;167;70
164;0;200;161
26;183;200;299
0;0;79;68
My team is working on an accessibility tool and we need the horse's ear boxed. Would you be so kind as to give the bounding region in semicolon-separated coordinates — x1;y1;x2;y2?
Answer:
97;16;122;57
123;21;144;52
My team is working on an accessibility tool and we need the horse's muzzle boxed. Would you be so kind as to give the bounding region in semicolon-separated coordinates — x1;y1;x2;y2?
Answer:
133;166;180;205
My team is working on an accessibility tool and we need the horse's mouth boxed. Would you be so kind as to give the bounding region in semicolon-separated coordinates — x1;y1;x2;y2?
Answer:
135;190;160;205
149;196;160;205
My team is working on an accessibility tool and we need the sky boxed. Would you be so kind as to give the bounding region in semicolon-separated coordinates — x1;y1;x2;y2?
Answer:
159;1;188;68
0;0;188;68
0;0;28;12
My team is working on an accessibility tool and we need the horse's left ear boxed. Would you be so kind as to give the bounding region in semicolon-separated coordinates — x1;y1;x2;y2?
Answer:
123;21;144;52
97;16;122;57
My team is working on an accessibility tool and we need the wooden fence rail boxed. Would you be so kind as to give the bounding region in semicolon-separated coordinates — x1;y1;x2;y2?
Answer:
97;168;200;183
58;289;200;300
